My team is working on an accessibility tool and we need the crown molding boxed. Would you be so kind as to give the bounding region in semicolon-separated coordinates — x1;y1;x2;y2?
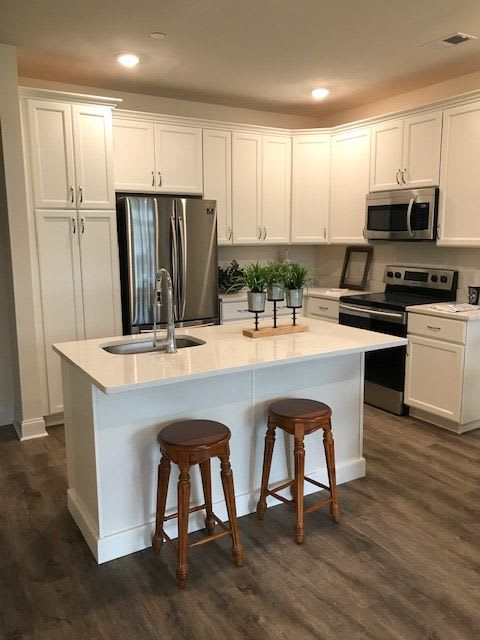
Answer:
19;87;123;108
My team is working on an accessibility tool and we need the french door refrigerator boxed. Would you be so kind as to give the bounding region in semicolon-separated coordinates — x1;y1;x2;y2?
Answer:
116;194;219;333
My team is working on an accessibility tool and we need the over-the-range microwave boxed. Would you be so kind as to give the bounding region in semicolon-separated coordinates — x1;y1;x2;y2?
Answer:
364;187;439;241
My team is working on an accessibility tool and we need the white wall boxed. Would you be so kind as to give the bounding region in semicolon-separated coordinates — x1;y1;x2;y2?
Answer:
19;77;320;130
314;244;480;301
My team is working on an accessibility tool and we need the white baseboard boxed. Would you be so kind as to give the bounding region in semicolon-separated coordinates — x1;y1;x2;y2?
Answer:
410;408;480;434
14;416;48;440
68;457;366;564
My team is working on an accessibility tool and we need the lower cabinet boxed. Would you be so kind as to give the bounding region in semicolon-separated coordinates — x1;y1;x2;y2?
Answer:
220;298;291;323
304;296;339;323
36;210;121;413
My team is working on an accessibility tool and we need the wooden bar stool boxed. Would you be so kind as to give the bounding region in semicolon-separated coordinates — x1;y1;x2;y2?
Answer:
257;398;340;544
152;419;244;588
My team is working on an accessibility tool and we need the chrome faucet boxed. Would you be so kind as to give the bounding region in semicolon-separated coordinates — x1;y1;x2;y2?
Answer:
152;268;177;353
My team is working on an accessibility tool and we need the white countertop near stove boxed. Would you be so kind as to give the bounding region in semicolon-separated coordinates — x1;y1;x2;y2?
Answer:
407;303;480;322
53;317;406;394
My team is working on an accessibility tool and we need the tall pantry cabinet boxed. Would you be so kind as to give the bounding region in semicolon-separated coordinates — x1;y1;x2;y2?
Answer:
24;95;121;414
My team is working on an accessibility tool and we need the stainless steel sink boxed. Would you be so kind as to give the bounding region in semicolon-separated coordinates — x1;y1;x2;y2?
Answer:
102;335;206;355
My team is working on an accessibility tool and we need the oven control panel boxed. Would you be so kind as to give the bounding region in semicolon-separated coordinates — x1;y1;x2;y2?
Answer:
384;266;457;291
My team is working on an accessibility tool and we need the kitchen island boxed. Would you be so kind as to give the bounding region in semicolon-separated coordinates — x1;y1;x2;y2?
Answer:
54;319;406;563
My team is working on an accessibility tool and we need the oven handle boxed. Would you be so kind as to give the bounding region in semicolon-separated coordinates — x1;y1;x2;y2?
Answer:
406;197;415;238
339;303;406;324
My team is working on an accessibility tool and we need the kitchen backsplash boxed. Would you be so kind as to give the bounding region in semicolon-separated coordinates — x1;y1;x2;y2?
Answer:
218;245;318;274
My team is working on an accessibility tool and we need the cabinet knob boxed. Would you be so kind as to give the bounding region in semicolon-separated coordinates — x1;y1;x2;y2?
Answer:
69;186;74;204
158;171;162;187
263;226;267;240
227;226;232;240
151;171;155;187
395;169;401;185
257;226;262;240
401;168;407;184
81;217;85;234
72;217;76;234
78;186;83;203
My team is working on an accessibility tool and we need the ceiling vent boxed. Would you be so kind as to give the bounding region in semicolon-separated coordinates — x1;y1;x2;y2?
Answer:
441;32;477;46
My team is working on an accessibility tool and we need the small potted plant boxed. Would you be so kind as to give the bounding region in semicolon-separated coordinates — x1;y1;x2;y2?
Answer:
242;262;267;312
218;260;245;294
265;261;287;302
283;263;309;308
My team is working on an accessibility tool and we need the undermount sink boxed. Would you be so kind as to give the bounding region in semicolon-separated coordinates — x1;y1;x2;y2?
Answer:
102;335;206;355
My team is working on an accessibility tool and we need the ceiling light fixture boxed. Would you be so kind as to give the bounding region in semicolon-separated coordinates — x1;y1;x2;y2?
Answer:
116;53;140;68
311;88;330;100
150;32;167;39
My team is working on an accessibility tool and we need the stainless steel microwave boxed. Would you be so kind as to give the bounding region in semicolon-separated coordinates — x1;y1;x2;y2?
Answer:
364;187;439;241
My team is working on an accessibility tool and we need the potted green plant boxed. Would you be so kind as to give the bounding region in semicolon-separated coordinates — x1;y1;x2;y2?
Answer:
241;262;268;312
265;261;287;302
218;260;245;294
283;263;309;308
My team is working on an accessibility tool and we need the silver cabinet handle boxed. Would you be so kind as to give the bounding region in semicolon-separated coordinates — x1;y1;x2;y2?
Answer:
402;168;407;184
395;169;400;185
323;226;327;239
81;217;85;234
237;309;250;313
78;186;83;203
257;226;262;240
69;186;74;204
72;216;76;234
227;226;232;240
158;171;162;187
317;305;329;311
427;325;441;331
263;226;267;240
151;171;155;187
436;224;441;240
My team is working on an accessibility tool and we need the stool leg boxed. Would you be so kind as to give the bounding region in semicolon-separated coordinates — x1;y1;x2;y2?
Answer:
323;423;340;523
199;458;215;535
176;459;191;588
256;418;276;520
220;448;244;567
153;454;171;555
294;425;305;544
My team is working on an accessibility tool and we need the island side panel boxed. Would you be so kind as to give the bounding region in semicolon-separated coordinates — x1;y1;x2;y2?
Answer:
91;353;365;563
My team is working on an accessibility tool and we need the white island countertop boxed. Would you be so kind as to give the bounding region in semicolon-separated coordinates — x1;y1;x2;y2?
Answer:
54;318;406;395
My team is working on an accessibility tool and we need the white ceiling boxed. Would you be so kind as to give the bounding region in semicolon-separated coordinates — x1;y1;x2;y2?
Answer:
2;0;480;116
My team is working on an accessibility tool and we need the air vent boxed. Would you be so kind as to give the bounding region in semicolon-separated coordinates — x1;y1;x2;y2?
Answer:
442;32;477;45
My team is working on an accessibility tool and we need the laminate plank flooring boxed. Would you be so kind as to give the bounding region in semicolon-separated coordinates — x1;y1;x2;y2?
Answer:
1;406;480;640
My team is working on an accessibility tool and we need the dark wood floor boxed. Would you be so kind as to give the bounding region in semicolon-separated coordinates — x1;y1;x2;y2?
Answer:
1;406;480;640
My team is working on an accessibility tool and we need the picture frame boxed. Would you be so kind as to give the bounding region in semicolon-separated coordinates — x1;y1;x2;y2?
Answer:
339;246;373;290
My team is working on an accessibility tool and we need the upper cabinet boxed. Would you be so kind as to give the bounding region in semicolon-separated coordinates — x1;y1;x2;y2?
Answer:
203;129;232;245
232;132;291;244
370;111;442;191
27;99;115;210
330;127;370;244
112;116;203;195
438;101;480;246
291;134;330;244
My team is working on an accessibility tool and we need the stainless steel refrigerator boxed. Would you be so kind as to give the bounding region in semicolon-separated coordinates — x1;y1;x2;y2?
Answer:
116;194;219;333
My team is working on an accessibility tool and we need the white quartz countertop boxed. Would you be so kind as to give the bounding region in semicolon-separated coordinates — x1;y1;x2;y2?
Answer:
53;318;406;395
220;287;371;302
407;303;480;322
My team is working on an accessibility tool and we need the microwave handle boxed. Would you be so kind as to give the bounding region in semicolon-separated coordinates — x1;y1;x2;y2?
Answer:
406;197;415;238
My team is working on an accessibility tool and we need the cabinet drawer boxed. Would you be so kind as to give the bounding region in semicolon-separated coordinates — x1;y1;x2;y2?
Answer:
305;296;339;320
220;299;293;322
408;313;466;344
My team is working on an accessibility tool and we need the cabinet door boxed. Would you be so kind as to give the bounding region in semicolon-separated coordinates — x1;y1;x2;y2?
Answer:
405;336;464;422
330;128;370;244
232;132;262;244
203;129;232;245
154;124;203;194
112;118;155;192
27;100;75;209
261;135;291;244
291;135;330;244
72;105;115;210
402;111;442;188
36;211;84;413
370;120;403;191
438;102;480;246
78;211;122;339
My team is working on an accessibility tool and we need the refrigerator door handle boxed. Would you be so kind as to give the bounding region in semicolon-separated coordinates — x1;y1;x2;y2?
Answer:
178;211;188;321
125;198;137;327
170;207;179;321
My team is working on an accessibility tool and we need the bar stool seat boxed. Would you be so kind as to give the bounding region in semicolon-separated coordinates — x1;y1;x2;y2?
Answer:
257;398;340;544
152;419;243;588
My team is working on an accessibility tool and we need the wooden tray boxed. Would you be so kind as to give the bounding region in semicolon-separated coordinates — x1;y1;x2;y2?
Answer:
243;324;309;338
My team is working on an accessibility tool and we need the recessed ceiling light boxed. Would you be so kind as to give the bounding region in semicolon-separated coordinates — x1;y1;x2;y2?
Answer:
116;53;140;68
311;88;330;100
150;32;167;39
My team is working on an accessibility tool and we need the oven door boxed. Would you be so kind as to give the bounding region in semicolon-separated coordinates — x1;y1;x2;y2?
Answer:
364;188;438;241
339;303;407;415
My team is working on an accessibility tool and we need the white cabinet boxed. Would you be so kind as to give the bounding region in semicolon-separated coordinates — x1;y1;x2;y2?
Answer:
438;101;480;246
27;99;115;210
203;129;232;245
112;119;155;192
330;127;370;244
291;134;330;244
220;298;291;322
370;112;442;191
36;209;121;414
304;296;339;323
112;118;203;195
232;132;291;245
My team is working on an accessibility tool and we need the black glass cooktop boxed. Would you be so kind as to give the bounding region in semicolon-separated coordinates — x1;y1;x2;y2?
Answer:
340;291;455;312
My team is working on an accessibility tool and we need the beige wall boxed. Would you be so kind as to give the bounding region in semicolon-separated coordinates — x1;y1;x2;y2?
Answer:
19;77;320;129
218;245;317;273
323;69;480;126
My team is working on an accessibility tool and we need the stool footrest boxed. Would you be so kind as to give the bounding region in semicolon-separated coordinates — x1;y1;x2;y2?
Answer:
304;497;332;515
188;528;232;548
267;489;294;506
163;503;206;522
305;476;330;491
